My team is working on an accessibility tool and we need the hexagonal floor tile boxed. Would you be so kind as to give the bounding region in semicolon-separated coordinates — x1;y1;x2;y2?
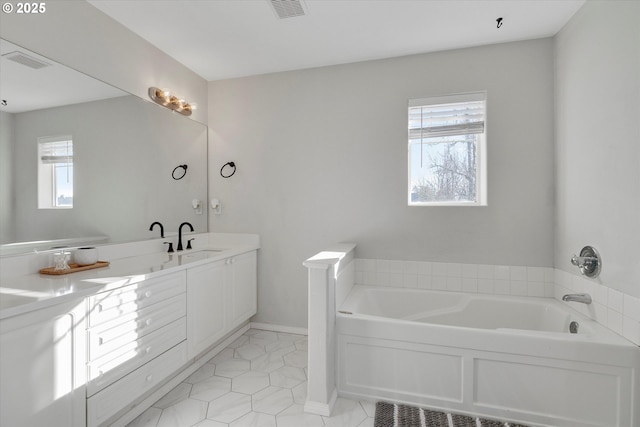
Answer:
251;386;294;415
292;381;308;405
269;365;306;389
126;406;162;427
276;403;324;427
227;335;250;349
189;375;231;401
207;391;252;423
294;338;308;351
230;412;276;427
185;364;216;384
249;330;279;347
265;338;297;353
155;398;208;427
322;398;368;427
215;357;251;378
235;343;266;360
207;347;234;365
283;349;308;368
231;370;270;394
251;350;286;373
151;382;192;409
194;420;228;427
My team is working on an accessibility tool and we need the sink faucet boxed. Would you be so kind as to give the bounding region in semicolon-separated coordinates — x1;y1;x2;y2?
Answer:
149;221;164;238
562;293;592;304
177;222;194;251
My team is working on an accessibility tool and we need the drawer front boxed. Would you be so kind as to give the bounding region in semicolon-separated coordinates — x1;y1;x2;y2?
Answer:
87;316;186;396
87;342;187;427
88;294;185;361
88;272;185;327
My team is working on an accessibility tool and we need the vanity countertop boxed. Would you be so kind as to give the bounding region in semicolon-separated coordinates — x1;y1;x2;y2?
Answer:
0;239;259;320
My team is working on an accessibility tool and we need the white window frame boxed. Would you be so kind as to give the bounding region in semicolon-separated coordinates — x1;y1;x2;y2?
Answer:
38;135;73;209
408;92;487;206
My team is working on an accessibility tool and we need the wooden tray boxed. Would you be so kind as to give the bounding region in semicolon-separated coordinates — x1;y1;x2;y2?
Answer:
39;261;110;275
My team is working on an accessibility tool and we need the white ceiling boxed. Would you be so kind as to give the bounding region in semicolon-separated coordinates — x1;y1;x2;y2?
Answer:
0;39;126;113
88;0;585;82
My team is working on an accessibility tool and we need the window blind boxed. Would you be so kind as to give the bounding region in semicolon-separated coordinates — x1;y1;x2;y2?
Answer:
39;138;73;164
409;92;485;141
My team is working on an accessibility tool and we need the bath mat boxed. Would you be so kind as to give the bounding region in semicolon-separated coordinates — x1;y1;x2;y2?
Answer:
373;401;530;427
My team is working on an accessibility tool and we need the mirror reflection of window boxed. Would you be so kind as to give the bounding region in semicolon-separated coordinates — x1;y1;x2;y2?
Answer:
38;136;73;209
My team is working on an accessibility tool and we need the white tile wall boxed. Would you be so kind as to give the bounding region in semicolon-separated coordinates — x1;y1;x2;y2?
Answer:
554;269;640;346
354;259;556;298
354;258;640;346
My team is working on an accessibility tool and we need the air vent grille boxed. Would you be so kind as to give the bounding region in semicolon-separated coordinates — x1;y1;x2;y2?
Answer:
269;0;306;19
2;51;51;69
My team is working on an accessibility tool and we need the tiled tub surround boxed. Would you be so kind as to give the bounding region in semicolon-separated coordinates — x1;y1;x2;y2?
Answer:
336;285;639;427
355;258;640;346
305;247;640;427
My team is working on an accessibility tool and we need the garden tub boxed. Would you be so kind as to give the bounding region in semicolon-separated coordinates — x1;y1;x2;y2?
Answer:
336;285;640;427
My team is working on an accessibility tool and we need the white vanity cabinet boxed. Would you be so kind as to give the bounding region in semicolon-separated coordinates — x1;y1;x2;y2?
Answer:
85;271;187;427
228;251;258;329
187;250;257;359
0;299;86;427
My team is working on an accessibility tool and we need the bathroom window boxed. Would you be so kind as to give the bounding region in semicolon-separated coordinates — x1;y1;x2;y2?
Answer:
408;92;487;206
38;136;73;209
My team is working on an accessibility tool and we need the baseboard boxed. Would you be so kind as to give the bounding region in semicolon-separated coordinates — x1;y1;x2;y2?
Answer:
250;321;308;336
304;387;338;416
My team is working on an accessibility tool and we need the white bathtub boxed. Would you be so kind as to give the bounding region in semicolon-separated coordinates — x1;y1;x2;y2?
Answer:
337;285;640;427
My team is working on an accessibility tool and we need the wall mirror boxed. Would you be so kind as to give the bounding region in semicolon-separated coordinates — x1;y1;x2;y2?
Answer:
0;39;208;256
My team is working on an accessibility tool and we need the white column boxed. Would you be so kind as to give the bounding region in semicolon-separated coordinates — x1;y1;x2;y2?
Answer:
303;262;337;416
303;243;356;416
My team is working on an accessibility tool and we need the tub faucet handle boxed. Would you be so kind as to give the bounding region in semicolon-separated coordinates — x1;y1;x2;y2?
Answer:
570;246;601;278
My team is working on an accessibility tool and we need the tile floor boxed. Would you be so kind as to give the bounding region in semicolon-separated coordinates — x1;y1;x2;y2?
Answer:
126;329;375;427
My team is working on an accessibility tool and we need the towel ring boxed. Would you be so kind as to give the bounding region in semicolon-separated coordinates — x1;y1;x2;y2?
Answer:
220;161;236;178
172;164;188;180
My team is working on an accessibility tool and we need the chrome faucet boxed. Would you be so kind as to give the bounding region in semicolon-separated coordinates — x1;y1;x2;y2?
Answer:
177;222;194;251
562;293;592;304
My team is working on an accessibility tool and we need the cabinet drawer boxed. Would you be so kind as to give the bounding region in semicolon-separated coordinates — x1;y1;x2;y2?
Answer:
88;294;185;361
87;342;187;427
88;272;185;327
87;316;186;397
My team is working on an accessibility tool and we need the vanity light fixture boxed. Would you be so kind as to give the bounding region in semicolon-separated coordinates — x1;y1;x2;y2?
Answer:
148;87;196;116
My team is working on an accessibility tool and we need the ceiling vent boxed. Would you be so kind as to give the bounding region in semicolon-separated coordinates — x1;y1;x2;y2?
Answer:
2;51;51;69
269;0;307;19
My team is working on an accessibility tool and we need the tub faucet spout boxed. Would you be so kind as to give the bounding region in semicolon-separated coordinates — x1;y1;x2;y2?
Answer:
562;293;592;304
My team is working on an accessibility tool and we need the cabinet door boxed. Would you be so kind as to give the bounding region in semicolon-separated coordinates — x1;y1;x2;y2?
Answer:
229;251;257;328
187;259;227;359
0;301;86;427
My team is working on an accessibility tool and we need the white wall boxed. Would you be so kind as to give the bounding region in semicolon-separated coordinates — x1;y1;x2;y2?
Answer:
209;39;556;327
0;112;15;243
0;0;208;123
555;1;640;299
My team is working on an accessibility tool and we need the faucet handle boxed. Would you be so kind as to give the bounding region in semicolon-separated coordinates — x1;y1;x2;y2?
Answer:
571;246;601;278
187;238;195;250
163;242;174;253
